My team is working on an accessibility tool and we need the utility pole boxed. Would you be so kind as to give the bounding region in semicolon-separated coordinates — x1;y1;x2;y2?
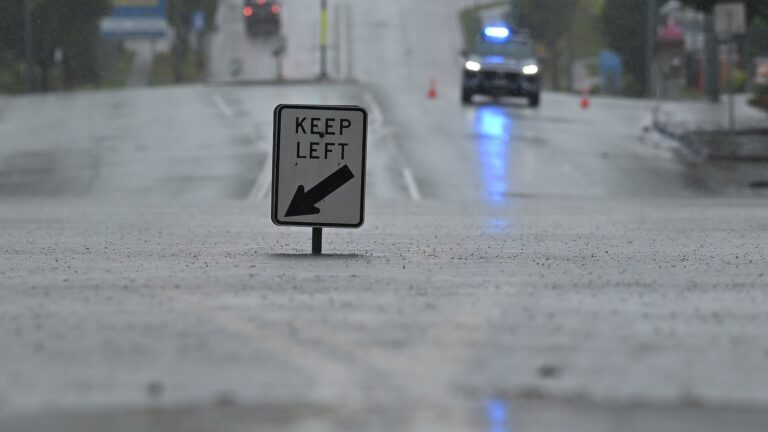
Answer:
172;0;183;83
725;9;735;130
704;12;720;102
24;0;35;91
319;0;328;80
646;0;657;98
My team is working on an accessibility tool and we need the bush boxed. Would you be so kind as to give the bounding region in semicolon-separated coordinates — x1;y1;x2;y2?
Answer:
729;69;748;93
751;84;768;111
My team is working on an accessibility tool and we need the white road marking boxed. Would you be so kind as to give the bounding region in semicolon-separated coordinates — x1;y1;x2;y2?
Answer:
402;167;422;202
362;91;384;129
363;90;421;202
254;151;273;201
213;94;235;119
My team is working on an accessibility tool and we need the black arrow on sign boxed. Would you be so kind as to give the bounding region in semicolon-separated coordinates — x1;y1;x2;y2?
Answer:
285;165;355;217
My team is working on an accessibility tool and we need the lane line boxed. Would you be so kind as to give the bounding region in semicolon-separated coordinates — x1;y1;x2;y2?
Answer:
254;152;273;201
362;91;384;128
401;167;422;202
213;94;235;119
363;90;422;202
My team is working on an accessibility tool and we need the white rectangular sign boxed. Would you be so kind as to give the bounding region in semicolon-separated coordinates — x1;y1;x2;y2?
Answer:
271;105;367;228
715;2;747;37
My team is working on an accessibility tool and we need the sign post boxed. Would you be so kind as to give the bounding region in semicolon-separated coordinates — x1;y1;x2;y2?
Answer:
714;2;747;130
271;105;368;254
320;0;329;80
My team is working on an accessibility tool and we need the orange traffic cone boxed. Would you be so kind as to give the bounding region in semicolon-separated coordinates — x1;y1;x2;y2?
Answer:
427;78;438;99
580;88;591;110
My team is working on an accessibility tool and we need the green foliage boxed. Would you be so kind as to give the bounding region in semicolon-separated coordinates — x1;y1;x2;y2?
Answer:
752;84;768;110
167;0;219;82
98;42;135;88
517;0;578;90
149;51;206;85
0;1;25;60
517;0;576;46
169;0;219;33
729;69;748;92
0;0;112;92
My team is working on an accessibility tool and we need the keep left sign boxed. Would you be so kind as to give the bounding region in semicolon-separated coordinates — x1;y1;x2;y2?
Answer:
271;105;367;228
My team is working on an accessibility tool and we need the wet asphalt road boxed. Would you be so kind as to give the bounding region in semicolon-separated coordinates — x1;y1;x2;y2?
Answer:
1;0;768;431
1;200;768;432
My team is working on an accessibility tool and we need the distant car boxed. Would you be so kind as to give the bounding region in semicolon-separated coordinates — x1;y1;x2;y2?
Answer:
243;0;281;36
462;26;541;107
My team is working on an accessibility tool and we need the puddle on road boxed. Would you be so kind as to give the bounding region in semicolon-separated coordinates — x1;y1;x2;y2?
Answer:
480;398;768;432
3;398;767;432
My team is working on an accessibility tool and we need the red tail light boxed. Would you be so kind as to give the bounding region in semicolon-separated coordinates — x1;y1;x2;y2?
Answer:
257;0;266;4
243;6;253;16
271;4;281;14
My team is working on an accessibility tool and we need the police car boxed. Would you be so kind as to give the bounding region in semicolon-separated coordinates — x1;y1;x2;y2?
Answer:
243;0;281;36
462;26;541;107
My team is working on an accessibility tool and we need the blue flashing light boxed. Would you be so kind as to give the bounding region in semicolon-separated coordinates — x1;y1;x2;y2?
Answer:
483;26;511;42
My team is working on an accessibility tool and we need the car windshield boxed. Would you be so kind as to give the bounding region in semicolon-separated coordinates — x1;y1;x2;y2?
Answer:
2;0;768;431
473;38;534;58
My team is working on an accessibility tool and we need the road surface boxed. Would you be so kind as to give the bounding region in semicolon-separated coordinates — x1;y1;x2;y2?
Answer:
1;200;768;432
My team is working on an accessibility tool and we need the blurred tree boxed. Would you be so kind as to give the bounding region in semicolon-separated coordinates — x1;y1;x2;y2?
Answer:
0;1;23;56
601;0;651;96
168;0;218;82
517;0;576;90
0;0;111;91
58;0;112;87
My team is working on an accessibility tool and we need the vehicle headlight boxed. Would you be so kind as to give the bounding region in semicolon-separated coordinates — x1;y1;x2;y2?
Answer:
522;64;539;75
465;61;482;72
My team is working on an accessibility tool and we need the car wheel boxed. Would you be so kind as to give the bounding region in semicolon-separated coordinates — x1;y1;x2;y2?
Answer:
528;93;540;108
462;88;473;105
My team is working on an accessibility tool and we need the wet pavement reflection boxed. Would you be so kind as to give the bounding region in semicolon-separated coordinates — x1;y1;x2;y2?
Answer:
473;106;513;204
487;399;512;432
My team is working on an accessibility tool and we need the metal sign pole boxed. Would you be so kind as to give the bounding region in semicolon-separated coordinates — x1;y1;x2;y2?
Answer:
715;2;747;128
646;0;657;98
312;228;323;255
727;11;735;130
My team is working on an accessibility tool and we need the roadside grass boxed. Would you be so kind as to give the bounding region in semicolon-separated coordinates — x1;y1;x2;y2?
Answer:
76;48;136;90
99;49;135;89
149;52;206;85
0;63;28;94
0;48;134;93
